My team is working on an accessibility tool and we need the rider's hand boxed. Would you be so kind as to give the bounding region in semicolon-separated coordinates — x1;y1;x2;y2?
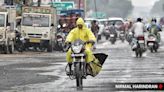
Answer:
65;42;71;51
85;40;95;45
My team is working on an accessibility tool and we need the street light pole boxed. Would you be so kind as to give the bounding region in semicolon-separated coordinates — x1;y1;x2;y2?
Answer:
84;0;86;18
94;0;98;18
38;0;41;7
79;0;81;9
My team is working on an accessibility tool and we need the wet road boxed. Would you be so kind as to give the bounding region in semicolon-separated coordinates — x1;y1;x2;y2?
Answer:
1;32;164;92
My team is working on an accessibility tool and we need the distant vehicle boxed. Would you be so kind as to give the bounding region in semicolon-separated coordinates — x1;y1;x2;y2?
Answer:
84;18;95;29
97;19;108;25
160;17;164;28
84;18;108;41
59;9;85;31
96;19;108;41
134;36;146;58
0;7;16;54
60;9;84;18
108;17;125;31
21;6;57;52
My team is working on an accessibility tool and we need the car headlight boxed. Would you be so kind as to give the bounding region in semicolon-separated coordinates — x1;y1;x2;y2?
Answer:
0;35;3;39
71;45;83;53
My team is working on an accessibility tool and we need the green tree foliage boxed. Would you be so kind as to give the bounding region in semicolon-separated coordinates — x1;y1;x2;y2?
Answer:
86;0;133;18
151;0;164;15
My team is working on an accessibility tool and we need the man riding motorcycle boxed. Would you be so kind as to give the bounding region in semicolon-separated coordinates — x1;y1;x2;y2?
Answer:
91;20;99;37
109;23;118;38
65;17;96;75
131;18;146;50
147;18;162;43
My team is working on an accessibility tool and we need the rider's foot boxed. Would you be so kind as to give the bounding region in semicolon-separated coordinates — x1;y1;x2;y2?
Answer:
66;70;73;76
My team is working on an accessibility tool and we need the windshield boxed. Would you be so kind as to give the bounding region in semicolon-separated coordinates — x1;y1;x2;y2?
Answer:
99;21;107;25
108;20;123;26
22;14;50;27
0;14;5;27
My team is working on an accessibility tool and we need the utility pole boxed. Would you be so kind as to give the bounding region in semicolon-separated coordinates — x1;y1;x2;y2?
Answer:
94;0;98;18
79;0;81;9
84;0;86;18
38;0;41;7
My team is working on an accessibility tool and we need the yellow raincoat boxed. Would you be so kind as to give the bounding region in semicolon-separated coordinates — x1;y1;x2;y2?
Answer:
66;17;96;63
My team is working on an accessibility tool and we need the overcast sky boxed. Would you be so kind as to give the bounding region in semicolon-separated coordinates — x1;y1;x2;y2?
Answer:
132;0;160;6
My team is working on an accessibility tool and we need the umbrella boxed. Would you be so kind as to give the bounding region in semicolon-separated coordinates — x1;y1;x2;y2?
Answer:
94;53;108;65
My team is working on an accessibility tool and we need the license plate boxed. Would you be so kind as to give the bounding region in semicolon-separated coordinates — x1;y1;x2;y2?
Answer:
148;43;154;46
138;40;144;43
110;34;114;37
71;54;85;57
30;38;40;43
148;39;155;41
120;34;124;36
57;38;62;41
129;32;133;35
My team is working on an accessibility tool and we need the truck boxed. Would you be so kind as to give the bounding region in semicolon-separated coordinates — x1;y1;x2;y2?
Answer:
21;6;57;52
0;6;16;54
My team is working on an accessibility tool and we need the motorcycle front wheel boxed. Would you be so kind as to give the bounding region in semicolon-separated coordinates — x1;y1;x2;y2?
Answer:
75;63;83;89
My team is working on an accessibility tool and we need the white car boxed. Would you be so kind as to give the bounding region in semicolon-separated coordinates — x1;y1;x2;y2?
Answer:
84;18;96;29
96;19;108;35
108;17;125;31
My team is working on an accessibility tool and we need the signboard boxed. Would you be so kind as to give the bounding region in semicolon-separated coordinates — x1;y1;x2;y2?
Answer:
40;0;51;6
22;7;52;14
51;2;74;11
60;9;84;17
33;0;51;6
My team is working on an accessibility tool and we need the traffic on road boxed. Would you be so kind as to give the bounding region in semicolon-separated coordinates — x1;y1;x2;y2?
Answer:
0;0;164;92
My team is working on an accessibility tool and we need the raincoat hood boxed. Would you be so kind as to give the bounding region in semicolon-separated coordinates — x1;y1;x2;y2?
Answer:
76;17;85;26
66;17;96;44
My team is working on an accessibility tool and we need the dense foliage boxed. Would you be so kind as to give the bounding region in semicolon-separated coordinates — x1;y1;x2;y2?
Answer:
86;0;133;18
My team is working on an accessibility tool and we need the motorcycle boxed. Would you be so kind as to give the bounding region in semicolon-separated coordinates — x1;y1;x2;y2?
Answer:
109;33;117;44
126;31;133;44
134;36;146;58
15;31;25;52
65;40;92;89
56;27;66;52
119;31;125;42
147;34;159;53
104;27;110;40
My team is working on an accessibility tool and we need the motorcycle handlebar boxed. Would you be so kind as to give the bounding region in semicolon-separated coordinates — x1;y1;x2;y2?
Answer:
84;40;95;45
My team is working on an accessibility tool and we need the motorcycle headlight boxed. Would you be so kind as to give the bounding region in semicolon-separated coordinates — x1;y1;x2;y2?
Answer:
71;44;83;53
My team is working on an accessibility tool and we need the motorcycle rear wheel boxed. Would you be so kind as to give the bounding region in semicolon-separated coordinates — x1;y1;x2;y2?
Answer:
139;51;142;58
150;48;153;53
